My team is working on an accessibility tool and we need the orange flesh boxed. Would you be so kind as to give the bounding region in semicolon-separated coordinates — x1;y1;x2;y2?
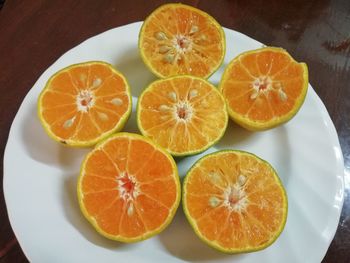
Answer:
39;62;130;144
80;135;179;239
221;49;307;123
139;4;225;78
138;76;227;155
184;151;287;251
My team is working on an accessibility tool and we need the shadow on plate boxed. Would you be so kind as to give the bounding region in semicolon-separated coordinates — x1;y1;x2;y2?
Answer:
61;174;138;250
158;209;244;261
271;125;292;186
216;121;255;148
20;103;60;166
21;103;90;170
122;100;140;134
113;47;156;98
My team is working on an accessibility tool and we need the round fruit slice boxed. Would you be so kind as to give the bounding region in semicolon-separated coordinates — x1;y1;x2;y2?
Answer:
37;61;132;147
78;132;181;242
137;75;228;156
139;3;225;78
183;150;288;253
220;47;308;131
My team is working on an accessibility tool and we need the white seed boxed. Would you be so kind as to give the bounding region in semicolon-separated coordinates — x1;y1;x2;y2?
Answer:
188;89;198;99
159;104;171;111
209;171;222;185
154;31;167;40
200;34;207;41
80;74;87;82
164;53;175;63
189;25;199;34
250;91;259;100
92;78;102;88
237;174;247;186
209;196;221;207
111;98;123;106
259;199;268;209
97;112;109;121
201;100;209;108
63;116;75;129
278;89;288;101
127;203;134;216
168;91;177;102
159;45;171;53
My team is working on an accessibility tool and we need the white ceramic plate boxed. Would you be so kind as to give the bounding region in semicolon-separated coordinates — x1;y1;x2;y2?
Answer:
4;22;344;263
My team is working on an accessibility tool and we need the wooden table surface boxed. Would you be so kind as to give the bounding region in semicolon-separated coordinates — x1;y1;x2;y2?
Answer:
1;0;349;262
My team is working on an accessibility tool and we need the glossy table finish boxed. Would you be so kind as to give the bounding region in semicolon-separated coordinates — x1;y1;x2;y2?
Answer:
0;0;349;262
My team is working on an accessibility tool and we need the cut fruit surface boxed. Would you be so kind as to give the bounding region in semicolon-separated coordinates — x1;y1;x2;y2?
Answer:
37;61;132;147
139;3;225;78
183;150;288;253
137;75;228;156
220;47;308;131
78;132;181;242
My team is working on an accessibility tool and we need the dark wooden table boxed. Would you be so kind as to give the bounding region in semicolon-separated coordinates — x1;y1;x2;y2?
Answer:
1;0;349;262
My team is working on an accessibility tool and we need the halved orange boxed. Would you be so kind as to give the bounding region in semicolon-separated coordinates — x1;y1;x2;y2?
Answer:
137;75;228;156
77;132;181;242
183;150;288;253
37;61;132;147
139;3;225;78
220;47;308;131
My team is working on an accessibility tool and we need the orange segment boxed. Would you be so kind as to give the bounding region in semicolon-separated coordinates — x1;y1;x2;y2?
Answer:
139;3;225;78
41;90;76;109
119;205;147;238
49;72;78;95
183;150;288;253
82;174;116;193
72;112;101;141
84;149;117;179
256;49;291;75
83;190;120;217
220;47;308;131
49;112;82;141
37;61;132;146
95;198;124;235
134;195;169;231
140;178;177;208
78;133;180;242
134;150;174;183
239;53;260;77
87;63;113;88
137;75;228;156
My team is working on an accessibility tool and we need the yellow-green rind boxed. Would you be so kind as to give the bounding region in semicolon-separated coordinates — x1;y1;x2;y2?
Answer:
182;150;288;254
219;47;309;131
136;75;228;157
138;3;226;79
77;132;181;243
37;61;132;147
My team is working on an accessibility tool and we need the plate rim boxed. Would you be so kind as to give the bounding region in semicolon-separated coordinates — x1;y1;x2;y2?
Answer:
3;21;345;262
